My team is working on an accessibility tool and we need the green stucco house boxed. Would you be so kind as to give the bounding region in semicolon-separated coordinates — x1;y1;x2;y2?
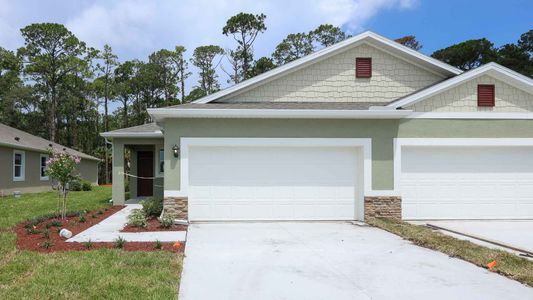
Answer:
101;31;533;222
0;123;99;195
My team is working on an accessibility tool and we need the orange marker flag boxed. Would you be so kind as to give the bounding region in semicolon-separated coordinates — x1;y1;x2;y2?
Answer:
173;241;181;248
487;260;497;270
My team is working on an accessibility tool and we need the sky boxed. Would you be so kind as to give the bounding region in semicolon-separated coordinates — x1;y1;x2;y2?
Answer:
0;0;531;110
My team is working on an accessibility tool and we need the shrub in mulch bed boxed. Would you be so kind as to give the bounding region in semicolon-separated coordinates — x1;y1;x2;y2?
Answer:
14;206;185;253
121;217;188;233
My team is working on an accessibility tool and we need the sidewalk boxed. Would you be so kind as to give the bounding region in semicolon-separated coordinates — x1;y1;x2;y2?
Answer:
67;204;187;243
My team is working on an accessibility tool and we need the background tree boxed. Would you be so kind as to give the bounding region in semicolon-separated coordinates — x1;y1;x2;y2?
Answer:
431;38;497;70
311;24;346;48
191;45;224;94
174;46;190;103
0;47;24;126
94;44;117;184
249;56;276;77
222;13;267;82
18;23;91;142
114;60;135;127
272;33;314;65
395;35;422;51
184;87;207;102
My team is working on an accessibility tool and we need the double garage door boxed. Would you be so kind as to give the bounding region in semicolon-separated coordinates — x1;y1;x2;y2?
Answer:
187;145;359;221
185;140;533;221
401;146;533;220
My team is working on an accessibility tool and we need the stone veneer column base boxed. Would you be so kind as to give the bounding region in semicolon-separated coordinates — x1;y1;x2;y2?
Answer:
364;196;402;221
163;197;188;220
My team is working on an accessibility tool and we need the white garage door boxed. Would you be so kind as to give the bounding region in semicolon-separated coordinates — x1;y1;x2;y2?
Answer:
187;146;358;221
401;146;533;220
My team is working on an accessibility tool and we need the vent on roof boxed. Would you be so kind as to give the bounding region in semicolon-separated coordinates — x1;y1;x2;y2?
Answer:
356;57;372;78
14;136;20;141
478;84;495;107
49;143;53;147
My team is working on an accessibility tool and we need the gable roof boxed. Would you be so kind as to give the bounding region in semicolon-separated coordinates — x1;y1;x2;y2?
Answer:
388;62;533;109
0;123;99;161
100;123;163;139
191;31;462;104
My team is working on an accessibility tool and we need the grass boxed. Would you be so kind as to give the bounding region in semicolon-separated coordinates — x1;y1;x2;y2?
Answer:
0;186;182;299
368;218;533;287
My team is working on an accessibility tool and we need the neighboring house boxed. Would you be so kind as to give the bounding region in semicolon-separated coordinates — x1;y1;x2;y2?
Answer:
101;31;533;221
0;123;99;195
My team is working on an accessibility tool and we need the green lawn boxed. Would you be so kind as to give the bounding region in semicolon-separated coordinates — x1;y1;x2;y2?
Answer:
368;218;533;287
0;186;182;299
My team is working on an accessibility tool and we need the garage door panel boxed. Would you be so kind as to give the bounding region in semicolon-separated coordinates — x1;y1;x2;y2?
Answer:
188;145;358;221
401;146;533;219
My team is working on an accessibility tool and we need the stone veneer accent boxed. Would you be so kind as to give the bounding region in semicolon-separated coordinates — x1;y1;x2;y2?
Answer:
163;197;188;220
364;196;402;220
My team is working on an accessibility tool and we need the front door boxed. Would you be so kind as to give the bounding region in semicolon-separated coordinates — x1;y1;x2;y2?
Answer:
137;151;154;197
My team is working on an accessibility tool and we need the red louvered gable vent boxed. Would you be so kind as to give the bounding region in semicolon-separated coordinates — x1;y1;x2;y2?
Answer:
356;57;372;78
478;84;495;107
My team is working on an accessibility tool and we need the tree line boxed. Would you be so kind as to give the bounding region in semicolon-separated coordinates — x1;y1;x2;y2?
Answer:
0;12;531;183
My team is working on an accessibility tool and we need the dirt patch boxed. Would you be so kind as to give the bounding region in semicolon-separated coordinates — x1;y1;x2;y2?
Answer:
121;217;188;232
14;206;184;253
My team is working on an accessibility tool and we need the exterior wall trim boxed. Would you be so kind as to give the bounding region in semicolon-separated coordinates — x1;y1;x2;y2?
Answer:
393;138;533;192
406;112;533;119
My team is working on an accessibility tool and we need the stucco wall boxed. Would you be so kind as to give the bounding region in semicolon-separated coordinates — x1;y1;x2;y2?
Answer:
221;44;444;103
162;118;533;193
0;146;98;195
407;75;533;112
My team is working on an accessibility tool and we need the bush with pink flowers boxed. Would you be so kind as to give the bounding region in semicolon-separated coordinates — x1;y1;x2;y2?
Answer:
46;150;81;219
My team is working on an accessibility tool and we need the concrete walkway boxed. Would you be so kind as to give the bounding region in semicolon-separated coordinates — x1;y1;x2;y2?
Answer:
179;222;533;300
67;204;186;243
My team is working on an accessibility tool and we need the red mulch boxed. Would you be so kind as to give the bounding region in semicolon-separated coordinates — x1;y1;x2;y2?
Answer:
14;206;185;253
121;217;188;232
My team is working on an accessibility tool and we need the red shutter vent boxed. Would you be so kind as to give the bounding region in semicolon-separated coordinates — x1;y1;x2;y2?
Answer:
356;57;372;78
478;84;495;107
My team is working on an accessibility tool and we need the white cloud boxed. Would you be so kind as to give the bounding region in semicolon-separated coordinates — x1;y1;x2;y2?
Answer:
0;0;418;93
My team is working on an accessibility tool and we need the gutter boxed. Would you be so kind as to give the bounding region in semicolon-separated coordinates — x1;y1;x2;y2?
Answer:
147;108;413;121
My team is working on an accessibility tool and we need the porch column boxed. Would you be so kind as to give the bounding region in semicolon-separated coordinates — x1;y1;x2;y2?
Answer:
112;141;125;205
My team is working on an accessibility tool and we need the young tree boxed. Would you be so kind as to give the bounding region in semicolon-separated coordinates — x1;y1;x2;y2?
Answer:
191;45;224;95
18;23;90;142
311;24;346;48
222;13;267;81
431;38;497;70
272;33;314;65
395;35;422;51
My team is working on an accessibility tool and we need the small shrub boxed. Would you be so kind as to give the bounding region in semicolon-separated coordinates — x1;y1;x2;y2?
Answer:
69;179;83;191
128;209;147;228
141;198;163;217
45;220;62;228
83;240;93;249
91;214;98;219
40;240;52;249
160;215;174;228
26;228;41;235
79;215;86;223
97;210;103;215
42;229;50;239
114;236;126;249
82;181;93;191
154;240;162;250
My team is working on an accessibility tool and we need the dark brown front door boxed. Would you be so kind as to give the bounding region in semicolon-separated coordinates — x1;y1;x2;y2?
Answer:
137;151;154;197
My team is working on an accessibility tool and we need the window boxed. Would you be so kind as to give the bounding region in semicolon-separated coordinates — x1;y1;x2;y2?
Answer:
40;154;49;180
158;149;164;174
13;150;25;181
478;84;495;107
356;57;372;78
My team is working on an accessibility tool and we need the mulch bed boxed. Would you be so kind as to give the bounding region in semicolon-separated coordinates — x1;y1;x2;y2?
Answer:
14;206;185;253
121;217;188;232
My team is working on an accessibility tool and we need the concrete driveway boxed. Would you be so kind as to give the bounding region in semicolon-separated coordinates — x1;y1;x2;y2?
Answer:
179;222;533;300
